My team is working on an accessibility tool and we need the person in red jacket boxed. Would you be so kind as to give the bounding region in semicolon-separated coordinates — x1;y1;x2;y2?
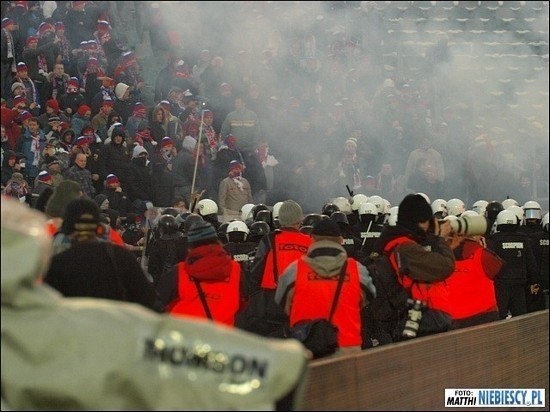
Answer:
161;221;244;326
275;219;376;354
445;234;504;329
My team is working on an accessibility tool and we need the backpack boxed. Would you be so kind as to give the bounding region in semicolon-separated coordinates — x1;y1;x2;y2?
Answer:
363;252;411;343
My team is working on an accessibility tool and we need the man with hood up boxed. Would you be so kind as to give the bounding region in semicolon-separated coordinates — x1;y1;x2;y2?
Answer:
275;219;376;354
1;195;309;411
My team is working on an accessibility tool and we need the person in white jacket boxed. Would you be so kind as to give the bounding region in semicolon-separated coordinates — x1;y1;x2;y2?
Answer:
1;198;309;411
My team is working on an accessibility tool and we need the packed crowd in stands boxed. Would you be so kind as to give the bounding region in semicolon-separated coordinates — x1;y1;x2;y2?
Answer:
1;4;549;407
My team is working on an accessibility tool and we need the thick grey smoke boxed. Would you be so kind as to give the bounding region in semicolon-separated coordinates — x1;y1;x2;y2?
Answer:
147;1;548;209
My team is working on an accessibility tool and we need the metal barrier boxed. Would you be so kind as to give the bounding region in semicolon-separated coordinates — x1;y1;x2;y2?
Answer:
301;311;549;410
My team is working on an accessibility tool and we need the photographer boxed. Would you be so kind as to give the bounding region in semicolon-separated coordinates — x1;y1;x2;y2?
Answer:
372;194;458;338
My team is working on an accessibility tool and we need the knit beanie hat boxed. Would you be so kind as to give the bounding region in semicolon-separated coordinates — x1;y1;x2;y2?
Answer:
187;222;218;244
13;95;26;107
397;194;434;226
77;105;91;116
105;174;119;186
68;77;79;89
37;171;53;184
61;198;100;235
11;82;24;93
20;111;32;122
16;62;28;73
311;219;341;237
46;99;59;113
160;136;174;149
278;200;303;227
114;82;130;99
181;136;197;152
45;180;82;218
93;194;108;209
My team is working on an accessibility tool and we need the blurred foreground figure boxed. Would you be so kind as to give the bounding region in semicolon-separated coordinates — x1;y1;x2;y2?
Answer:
1;198;308;410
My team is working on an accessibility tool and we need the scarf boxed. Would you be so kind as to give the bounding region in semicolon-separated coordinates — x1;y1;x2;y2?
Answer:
3;28;16;71
30;133;41;166
201;124;218;159
185;244;232;281
19;77;38;106
37;53;48;74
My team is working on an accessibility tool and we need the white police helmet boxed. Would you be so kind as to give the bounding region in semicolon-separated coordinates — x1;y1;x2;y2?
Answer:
387;206;399;226
240;203;255;221
351;194;369;211
272;201;284;219
431;199;448;216
226;220;249;241
506;205;524;224
331;196;352;214
197;199;218;216
472;200;488;216
358;202;378;216
383;198;391;214
461;210;479;217
522;200;542;220
496;209;517;226
446;198;466;216
542;212;549;231
417;192;431;204
367;195;384;215
501;198;519;209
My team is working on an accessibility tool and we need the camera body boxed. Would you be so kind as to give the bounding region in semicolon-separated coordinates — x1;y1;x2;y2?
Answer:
402;299;424;338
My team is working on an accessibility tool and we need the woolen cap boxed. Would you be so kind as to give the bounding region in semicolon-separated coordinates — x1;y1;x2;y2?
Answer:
397;194;433;225
278;200;303;227
311;219;341;237
45;180;82;218
187;222;217;244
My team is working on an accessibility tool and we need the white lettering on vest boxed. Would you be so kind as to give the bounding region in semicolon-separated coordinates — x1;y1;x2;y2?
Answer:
502;242;524;249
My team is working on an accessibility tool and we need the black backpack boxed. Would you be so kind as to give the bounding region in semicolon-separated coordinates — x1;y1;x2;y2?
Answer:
362;251;411;343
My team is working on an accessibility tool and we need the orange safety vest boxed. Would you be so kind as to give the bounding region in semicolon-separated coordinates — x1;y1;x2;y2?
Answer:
260;231;312;290
170;260;241;326
446;245;498;320
384;236;451;313
290;258;362;348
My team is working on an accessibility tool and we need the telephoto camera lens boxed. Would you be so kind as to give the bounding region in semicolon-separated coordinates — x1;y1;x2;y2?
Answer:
449;215;487;236
402;299;424;339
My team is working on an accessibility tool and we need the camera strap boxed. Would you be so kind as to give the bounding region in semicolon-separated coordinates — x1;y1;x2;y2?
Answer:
328;261;347;322
193;279;213;320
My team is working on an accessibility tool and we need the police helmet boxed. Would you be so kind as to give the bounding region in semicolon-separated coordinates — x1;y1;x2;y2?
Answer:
472;200;488;216
367;195;384;215
485;201;504;220
496;209;518;227
162;207;179;217
321;202;340;216
272;201;284;219
506;205;524;224
330;211;349;226
158;214;178;237
383;198;391;215
417;192;431;205
446;198;466;216
254;209;272;225
431;199;448;217
331;197;352;214
183;213;204;234
197;199;218;216
240;203;255;221
249;221;271;242
303;213;323;227
542;212;549;232
226;220;249;243
501;198;519;209
523;200;542;221
358;202;378;216
299;225;313;235
351;194;369;211
251;204;270;220
217;221;229;242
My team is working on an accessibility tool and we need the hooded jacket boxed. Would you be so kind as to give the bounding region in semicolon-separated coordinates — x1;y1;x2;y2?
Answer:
1;198;308;411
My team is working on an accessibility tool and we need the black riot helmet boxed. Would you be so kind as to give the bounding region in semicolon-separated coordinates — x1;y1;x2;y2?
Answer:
299;225;313;235
217;221;230;243
254;209;272;225
485;201;504;221
330;211;349;226
183;213;204;234
321;202;340;216
158;214;179;237
251;203;270;220
302;213;323;228
249;221;271;243
162;207;180;217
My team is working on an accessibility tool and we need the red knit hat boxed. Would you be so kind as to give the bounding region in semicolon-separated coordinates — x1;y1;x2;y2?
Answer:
16;62;28;73
38;171;53;184
160;137;173;148
75;136;89;147
46;99;59;113
13;95;27;107
105;174;119;185
54;21;65;31
77;105;91;116
68;77;79;88
97;20;111;33
38;22;54;36
82;126;95;137
86;40;98;50
102;98;114;108
133;102;146;116
203;109;213;118
122;51;137;68
86;57;98;68
20;111;32;122
1;18;15;29
26;36;38;46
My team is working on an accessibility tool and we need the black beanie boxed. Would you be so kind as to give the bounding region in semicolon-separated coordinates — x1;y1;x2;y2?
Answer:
397;194;433;226
311;219;342;237
61;198;100;235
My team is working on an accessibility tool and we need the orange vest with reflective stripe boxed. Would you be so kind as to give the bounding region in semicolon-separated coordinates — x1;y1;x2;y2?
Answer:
170;261;241;326
384;236;451;313
260;231;312;290
446;245;498;320
290;258;362;347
